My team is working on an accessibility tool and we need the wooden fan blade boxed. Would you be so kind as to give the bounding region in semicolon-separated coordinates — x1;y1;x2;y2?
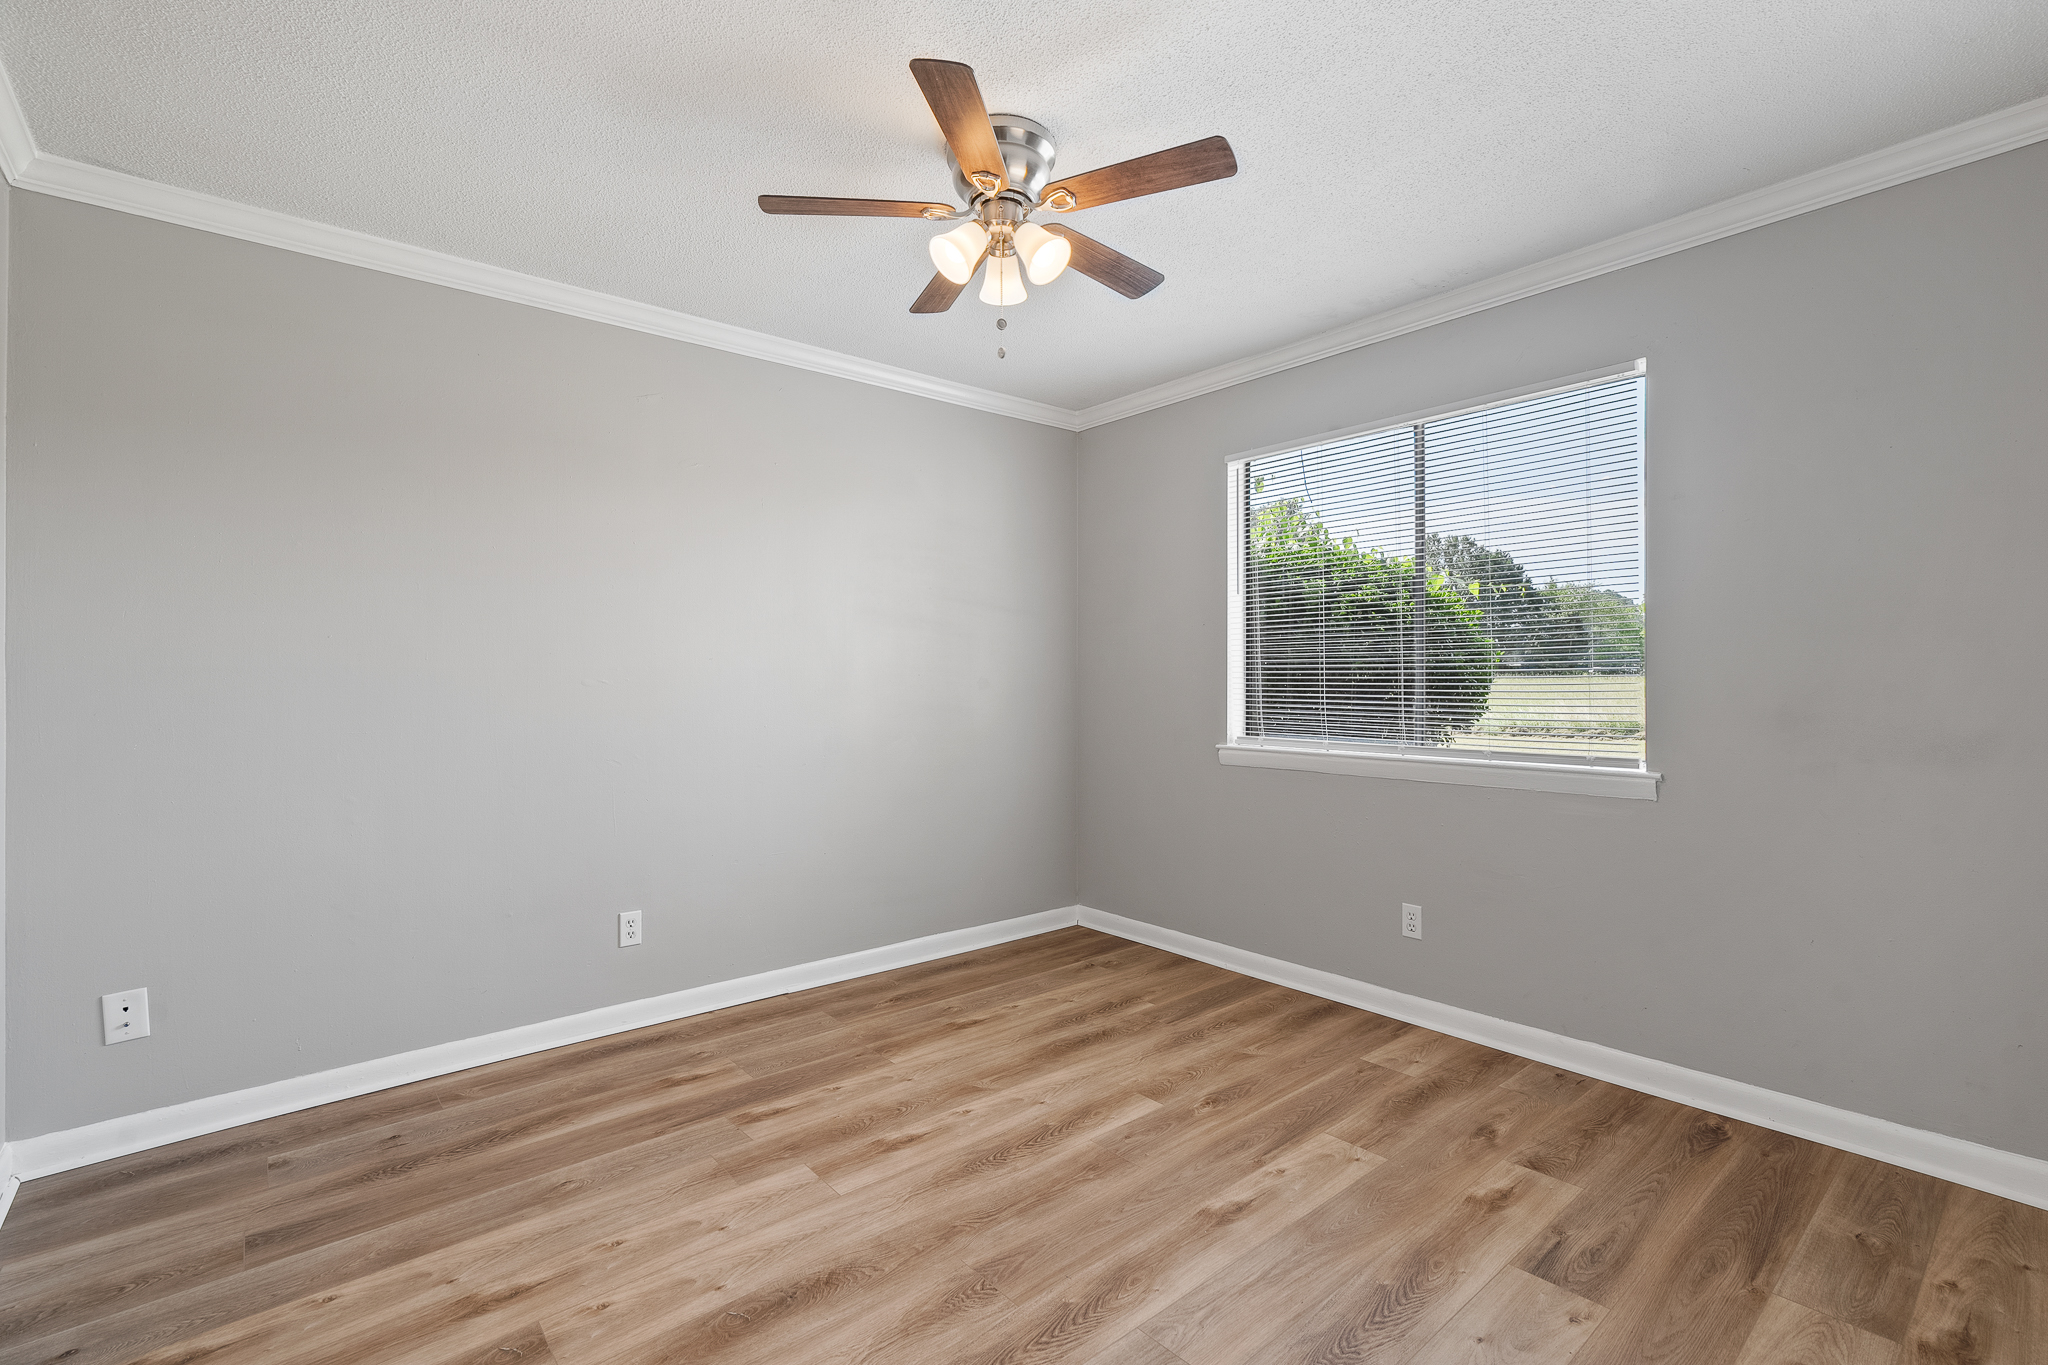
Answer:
759;195;956;218
909;272;969;314
1041;225;1164;299
1039;136;1236;211
909;249;988;313
909;59;1007;192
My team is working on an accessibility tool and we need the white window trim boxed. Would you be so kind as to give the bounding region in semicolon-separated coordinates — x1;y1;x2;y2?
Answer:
1218;740;1660;799
1222;359;1659;801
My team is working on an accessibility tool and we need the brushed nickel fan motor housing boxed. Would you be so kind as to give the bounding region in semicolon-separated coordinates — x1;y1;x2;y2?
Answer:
949;114;1055;204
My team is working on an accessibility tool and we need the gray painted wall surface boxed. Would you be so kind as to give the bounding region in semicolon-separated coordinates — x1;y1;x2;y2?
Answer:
1078;142;2048;1160
0;185;10;1150
7;193;1077;1139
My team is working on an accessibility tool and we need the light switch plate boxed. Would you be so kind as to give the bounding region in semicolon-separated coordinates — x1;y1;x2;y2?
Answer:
102;988;151;1045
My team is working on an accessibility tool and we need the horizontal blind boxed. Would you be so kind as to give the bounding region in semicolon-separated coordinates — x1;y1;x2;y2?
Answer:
1242;374;1645;766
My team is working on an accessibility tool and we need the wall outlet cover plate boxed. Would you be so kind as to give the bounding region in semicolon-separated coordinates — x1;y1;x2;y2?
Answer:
102;988;151;1044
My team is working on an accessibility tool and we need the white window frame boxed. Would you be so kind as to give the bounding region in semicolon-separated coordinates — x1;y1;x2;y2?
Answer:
1221;360;1660;800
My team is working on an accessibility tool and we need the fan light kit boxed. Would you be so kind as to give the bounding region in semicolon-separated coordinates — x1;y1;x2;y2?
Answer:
760;59;1238;353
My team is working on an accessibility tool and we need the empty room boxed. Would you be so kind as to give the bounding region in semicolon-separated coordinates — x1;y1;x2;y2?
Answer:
0;3;2043;1363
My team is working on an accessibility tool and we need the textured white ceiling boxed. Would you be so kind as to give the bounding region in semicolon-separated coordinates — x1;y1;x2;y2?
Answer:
6;1;2047;410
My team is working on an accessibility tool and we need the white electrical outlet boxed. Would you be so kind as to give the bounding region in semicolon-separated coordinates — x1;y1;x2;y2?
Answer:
102;988;151;1045
618;910;643;947
1401;904;1422;939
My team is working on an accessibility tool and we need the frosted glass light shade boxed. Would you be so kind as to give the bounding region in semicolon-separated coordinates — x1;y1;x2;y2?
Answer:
1013;222;1071;285
928;221;990;285
979;253;1027;306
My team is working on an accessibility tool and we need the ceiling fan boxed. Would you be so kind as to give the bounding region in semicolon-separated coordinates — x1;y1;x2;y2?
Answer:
759;59;1237;315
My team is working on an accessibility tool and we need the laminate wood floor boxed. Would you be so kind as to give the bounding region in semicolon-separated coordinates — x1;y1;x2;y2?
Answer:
2;928;2042;1365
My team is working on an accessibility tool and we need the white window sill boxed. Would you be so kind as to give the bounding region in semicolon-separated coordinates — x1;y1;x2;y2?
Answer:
1218;741;1660;800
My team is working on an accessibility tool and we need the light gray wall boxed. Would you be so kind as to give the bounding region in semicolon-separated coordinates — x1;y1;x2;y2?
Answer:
0;185;10;1152
1078;141;2048;1160
6;192;1078;1139
11;143;2044;1163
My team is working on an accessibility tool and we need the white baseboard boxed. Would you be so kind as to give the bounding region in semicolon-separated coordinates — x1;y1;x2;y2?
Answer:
1077;906;2048;1211
14;902;2041;1215
6;906;1085;1183
0;1144;18;1230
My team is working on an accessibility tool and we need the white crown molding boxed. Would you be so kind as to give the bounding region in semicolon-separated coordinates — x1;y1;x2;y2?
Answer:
1075;92;2048;430
6;906;1084;1181
20;153;1080;431
0;67;1074;433
1077;906;2048;1211
1;48;2044;433
0;59;31;183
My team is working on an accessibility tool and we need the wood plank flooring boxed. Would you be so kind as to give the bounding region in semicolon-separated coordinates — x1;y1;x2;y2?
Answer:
1;927;2041;1365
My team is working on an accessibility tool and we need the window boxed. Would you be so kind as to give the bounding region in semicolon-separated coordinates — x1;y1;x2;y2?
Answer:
1223;363;1655;799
